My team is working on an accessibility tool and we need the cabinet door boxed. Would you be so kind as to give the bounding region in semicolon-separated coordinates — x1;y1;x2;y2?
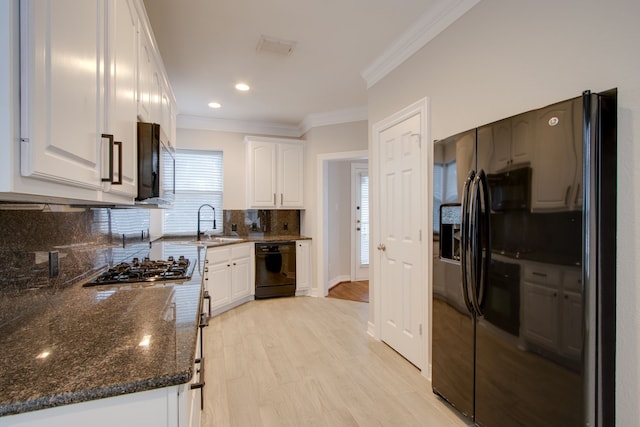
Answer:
560;290;583;360
531;100;577;211
295;240;311;292
137;26;153;122
209;260;232;310
489;119;511;172
20;0;104;190
278;143;304;208
231;256;251;300
510;111;533;165
104;0;137;197
522;282;559;351
247;141;277;207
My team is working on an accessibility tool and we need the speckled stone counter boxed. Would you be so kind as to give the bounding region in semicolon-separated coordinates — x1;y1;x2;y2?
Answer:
0;241;206;417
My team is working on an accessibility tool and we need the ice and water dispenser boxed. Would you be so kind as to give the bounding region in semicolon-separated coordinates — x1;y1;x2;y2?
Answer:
439;204;461;262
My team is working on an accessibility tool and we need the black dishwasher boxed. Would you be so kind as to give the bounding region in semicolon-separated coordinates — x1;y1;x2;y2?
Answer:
255;242;296;299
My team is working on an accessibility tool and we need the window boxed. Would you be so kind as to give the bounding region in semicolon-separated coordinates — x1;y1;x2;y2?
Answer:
163;149;223;235
359;173;369;266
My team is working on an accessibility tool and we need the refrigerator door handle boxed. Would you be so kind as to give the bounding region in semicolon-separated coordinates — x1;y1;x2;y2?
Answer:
468;173;480;314
460;170;475;314
474;170;492;314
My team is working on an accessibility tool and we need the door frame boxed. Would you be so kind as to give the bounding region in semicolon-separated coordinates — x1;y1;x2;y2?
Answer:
351;162;369;281
315;150;368;298
371;97;431;377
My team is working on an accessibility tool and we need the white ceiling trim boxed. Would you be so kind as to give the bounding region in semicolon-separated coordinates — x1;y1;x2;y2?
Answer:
177;115;301;138
299;106;368;136
361;0;482;89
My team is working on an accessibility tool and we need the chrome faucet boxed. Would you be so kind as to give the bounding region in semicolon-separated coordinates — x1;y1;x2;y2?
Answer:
197;204;216;241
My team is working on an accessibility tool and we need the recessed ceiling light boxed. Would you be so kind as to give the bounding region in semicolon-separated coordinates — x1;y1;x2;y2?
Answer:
235;83;250;92
208;102;221;109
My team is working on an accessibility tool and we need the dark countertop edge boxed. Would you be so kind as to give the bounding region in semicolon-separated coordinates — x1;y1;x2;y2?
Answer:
0;370;193;417
157;234;312;246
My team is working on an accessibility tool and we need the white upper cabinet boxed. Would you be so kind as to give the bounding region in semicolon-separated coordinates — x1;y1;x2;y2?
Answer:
20;0;105;192
104;0;138;198
476;113;532;174
246;137;304;209
3;0;176;204
531;98;580;211
136;23;153;123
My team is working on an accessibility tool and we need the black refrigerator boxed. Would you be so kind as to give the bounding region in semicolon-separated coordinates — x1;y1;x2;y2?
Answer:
431;90;616;426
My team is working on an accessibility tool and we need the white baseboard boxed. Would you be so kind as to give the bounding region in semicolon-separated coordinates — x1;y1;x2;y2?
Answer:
367;321;376;338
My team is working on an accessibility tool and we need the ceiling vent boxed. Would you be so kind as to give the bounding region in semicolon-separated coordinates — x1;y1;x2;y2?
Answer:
256;35;296;56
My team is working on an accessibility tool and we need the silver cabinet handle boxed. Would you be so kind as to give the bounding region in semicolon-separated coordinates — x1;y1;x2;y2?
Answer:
281;193;283;205
273;193;276;205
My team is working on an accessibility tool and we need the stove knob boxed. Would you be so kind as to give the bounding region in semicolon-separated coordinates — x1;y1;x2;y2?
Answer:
132;257;139;264
168;256;175;262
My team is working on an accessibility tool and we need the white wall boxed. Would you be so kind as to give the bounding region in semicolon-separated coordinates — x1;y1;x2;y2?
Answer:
327;160;352;286
367;0;640;423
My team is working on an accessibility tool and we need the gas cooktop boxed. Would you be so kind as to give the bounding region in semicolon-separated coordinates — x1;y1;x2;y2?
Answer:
84;256;192;287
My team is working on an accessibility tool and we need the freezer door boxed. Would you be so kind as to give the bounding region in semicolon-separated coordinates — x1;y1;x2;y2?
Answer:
432;129;477;421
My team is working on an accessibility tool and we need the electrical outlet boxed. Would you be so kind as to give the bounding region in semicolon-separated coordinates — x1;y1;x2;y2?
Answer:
231;224;237;232
49;251;60;278
283;222;288;231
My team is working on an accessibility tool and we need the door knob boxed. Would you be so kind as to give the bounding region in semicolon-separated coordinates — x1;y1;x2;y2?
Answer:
377;244;386;251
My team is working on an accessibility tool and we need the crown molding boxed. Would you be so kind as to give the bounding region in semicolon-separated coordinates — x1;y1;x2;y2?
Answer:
178;106;368;137
298;106;368;136
176;115;301;138
361;0;481;88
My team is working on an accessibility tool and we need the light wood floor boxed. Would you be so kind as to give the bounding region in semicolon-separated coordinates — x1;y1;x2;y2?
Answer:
328;280;369;303
202;296;469;427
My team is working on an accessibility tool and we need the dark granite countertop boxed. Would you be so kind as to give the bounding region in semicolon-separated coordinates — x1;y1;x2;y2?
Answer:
0;241;206;417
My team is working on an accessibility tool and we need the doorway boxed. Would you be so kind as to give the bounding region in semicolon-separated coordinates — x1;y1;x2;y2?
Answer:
316;150;368;299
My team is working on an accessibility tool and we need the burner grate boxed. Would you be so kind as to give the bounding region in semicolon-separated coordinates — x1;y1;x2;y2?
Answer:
85;256;191;286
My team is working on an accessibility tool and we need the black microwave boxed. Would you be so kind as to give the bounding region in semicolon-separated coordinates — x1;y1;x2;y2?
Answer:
136;122;175;206
486;166;531;211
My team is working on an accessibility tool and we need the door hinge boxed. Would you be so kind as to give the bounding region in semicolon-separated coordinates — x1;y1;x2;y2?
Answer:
419;229;422;242
419;324;423;336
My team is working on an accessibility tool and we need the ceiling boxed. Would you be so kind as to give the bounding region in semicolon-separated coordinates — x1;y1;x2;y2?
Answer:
142;0;476;135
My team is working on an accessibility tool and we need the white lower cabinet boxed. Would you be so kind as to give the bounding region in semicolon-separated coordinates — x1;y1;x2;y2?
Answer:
205;243;254;316
295;240;311;295
521;262;583;361
0;385;199;427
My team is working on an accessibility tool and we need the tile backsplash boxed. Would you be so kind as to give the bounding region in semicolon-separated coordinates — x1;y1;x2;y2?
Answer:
0;205;301;293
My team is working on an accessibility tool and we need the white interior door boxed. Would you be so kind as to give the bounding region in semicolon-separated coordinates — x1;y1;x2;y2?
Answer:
378;113;423;367
352;163;369;281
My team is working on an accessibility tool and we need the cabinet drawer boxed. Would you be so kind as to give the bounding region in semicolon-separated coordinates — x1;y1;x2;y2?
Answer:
206;247;231;264
231;243;253;259
524;265;561;287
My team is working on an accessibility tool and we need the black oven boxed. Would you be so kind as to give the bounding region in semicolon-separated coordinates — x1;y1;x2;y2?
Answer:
487;166;531;211
255;242;296;299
